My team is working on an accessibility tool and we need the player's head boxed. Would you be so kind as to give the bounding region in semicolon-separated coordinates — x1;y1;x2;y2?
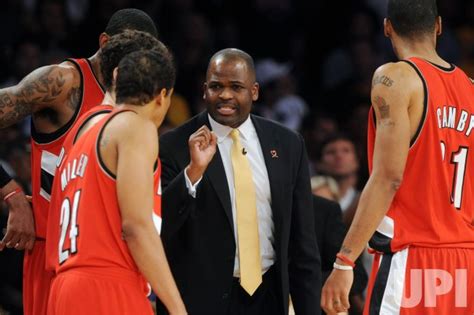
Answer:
99;8;158;48
204;48;258;128
100;30;165;93
115;49;175;125
385;0;440;52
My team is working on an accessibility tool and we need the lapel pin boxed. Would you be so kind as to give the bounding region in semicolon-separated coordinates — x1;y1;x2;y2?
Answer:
242;148;248;155
270;149;278;158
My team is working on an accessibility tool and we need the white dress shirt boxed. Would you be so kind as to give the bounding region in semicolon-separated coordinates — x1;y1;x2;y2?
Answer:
185;114;275;277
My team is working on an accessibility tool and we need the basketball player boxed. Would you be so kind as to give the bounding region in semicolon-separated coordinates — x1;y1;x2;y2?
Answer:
0;8;159;315
45;29;167;273
47;49;186;315
322;0;474;314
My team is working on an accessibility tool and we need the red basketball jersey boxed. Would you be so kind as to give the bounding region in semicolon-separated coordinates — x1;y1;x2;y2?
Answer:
30;58;104;239
45;104;113;272
49;109;162;277
368;57;474;252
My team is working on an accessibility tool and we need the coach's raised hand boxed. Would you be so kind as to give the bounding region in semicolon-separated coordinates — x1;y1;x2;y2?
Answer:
186;125;217;185
0;179;35;251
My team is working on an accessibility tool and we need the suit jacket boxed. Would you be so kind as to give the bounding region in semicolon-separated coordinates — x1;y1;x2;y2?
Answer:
157;112;321;315
312;196;367;296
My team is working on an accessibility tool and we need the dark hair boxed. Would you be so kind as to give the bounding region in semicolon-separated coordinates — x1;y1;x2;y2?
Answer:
207;48;256;81
387;0;438;38
100;30;165;90
116;49;176;106
319;133;357;160
105;8;158;38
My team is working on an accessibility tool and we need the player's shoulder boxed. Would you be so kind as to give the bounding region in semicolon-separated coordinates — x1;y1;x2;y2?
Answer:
374;61;418;82
372;61;421;93
32;61;81;88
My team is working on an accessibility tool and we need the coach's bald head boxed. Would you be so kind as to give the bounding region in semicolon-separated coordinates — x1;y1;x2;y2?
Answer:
206;48;256;83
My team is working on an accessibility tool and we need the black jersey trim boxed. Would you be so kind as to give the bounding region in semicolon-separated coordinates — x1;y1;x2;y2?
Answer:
96;110;137;180
73;109;112;145
85;58;106;94
31;59;84;144
401;60;428;148
426;60;456;72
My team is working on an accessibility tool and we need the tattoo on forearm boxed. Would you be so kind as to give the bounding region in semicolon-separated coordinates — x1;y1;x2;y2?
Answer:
0;67;67;128
372;75;394;88
340;246;352;255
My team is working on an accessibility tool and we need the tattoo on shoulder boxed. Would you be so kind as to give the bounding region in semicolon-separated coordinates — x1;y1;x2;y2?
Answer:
372;75;394;88
374;96;390;118
67;87;81;110
100;135;110;148
0;66;69;128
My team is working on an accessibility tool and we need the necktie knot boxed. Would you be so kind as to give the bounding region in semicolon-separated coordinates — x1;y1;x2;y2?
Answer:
230;129;240;142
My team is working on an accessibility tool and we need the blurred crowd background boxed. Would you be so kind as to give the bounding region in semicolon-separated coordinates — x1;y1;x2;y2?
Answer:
1;0;474;313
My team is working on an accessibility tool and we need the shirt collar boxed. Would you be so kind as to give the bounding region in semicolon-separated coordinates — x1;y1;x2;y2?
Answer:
208;114;254;143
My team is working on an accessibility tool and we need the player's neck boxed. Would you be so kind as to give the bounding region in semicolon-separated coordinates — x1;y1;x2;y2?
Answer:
116;102;161;127
88;52;105;89
395;40;449;68
101;91;115;106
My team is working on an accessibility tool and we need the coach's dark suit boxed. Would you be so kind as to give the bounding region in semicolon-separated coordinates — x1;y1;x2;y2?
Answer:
156;112;321;315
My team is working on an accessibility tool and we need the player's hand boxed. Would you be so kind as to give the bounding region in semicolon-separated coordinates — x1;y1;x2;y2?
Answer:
321;268;353;314
186;125;217;184
0;180;35;251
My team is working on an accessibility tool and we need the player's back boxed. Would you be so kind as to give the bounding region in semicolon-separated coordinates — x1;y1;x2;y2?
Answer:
45;104;113;272
54;110;141;277
52;108;162;277
368;57;474;252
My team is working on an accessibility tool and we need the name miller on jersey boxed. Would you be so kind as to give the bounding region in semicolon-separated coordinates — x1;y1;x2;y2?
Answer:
437;105;474;136
60;154;89;192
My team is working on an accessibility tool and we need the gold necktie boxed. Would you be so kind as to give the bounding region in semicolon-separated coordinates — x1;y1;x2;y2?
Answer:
230;129;262;295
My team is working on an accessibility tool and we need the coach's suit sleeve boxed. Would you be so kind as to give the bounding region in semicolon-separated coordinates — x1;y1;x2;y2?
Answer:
289;134;322;315
159;134;196;242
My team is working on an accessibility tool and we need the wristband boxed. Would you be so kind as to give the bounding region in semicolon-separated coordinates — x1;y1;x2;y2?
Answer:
3;188;23;202
333;262;354;271
336;253;356;268
0;165;12;188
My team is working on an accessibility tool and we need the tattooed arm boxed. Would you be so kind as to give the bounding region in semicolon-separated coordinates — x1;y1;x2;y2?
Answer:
321;62;424;314
0;63;80;251
0;63;80;130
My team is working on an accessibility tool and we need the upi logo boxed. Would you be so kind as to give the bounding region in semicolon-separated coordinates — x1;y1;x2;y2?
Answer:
402;269;467;308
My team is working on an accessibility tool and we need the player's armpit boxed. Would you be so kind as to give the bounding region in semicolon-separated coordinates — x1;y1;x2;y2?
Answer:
0;63;79;129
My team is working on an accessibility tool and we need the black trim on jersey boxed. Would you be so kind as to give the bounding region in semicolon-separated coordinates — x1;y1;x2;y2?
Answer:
85;58;106;94
31;59;85;144
369;253;393;315
427;60;456;72
368;231;393;254
401;60;428;147
40;170;54;196
73;109;112;144
96;110;137;179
